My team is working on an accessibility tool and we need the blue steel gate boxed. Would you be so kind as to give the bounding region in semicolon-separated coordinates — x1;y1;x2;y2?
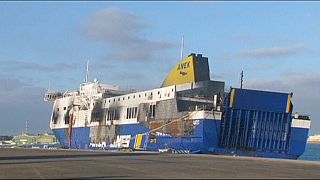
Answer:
219;88;293;154
219;108;292;153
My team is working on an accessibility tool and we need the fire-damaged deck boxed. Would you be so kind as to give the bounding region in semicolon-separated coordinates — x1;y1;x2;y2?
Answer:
0;148;319;179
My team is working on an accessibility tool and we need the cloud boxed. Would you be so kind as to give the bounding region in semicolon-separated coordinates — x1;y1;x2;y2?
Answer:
90;63;112;70
0;78;52;135
245;73;320;134
81;7;175;62
232;33;297;44
0;86;52;135
238;45;305;59
81;7;146;45
0;77;27;91
246;73;320;93
0;60;74;72
106;40;174;61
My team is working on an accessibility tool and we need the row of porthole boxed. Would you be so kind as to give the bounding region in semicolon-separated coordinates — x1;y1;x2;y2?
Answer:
57;89;174;110
104;89;174;104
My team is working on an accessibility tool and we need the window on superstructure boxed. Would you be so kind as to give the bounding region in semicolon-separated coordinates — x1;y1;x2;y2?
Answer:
129;108;132;119
105;109;108;120
106;108;119;121
91;111;101;122
128;96;130;100
64;114;70;124
149;105;156;118
134;107;138;118
133;95;135;99
126;108;129;119
123;97;125;100
63;107;66;110
108;109;113;120
52;112;58;124
131;107;134;118
107;109;110;120
131;108;133;118
115;109;119;120
139;94;141;98
126;107;138;119
57;108;59;111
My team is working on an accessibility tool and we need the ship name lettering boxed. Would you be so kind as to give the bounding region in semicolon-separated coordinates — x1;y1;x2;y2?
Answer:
177;61;190;70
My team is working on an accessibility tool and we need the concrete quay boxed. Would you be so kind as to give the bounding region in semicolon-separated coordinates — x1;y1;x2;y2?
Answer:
0;148;320;179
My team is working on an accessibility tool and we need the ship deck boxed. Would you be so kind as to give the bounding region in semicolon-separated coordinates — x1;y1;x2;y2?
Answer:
0;148;319;179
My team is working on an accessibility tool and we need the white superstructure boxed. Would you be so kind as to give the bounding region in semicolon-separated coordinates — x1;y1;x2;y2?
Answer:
45;79;217;130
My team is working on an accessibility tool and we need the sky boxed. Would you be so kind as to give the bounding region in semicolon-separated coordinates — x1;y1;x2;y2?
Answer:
0;1;320;136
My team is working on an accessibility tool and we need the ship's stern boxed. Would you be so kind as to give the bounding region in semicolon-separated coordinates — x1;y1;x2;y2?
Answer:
289;114;311;158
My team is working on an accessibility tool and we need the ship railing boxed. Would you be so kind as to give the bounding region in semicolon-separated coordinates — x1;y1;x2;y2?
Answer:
188;105;214;111
293;113;311;120
44;91;63;101
63;90;79;97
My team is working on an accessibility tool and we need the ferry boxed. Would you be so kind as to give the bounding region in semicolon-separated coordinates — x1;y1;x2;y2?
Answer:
45;53;311;159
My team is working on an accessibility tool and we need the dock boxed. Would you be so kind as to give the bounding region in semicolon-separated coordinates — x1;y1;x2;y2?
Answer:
1;148;320;179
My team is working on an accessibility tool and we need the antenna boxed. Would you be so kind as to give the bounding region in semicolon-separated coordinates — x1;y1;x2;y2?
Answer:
85;60;89;83
180;36;184;60
25;119;28;135
240;70;244;89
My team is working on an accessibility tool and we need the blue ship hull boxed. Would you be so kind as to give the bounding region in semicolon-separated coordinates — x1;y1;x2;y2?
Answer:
52;118;307;160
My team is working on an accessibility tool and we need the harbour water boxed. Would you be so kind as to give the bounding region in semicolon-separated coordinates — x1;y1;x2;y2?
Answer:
299;144;320;162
